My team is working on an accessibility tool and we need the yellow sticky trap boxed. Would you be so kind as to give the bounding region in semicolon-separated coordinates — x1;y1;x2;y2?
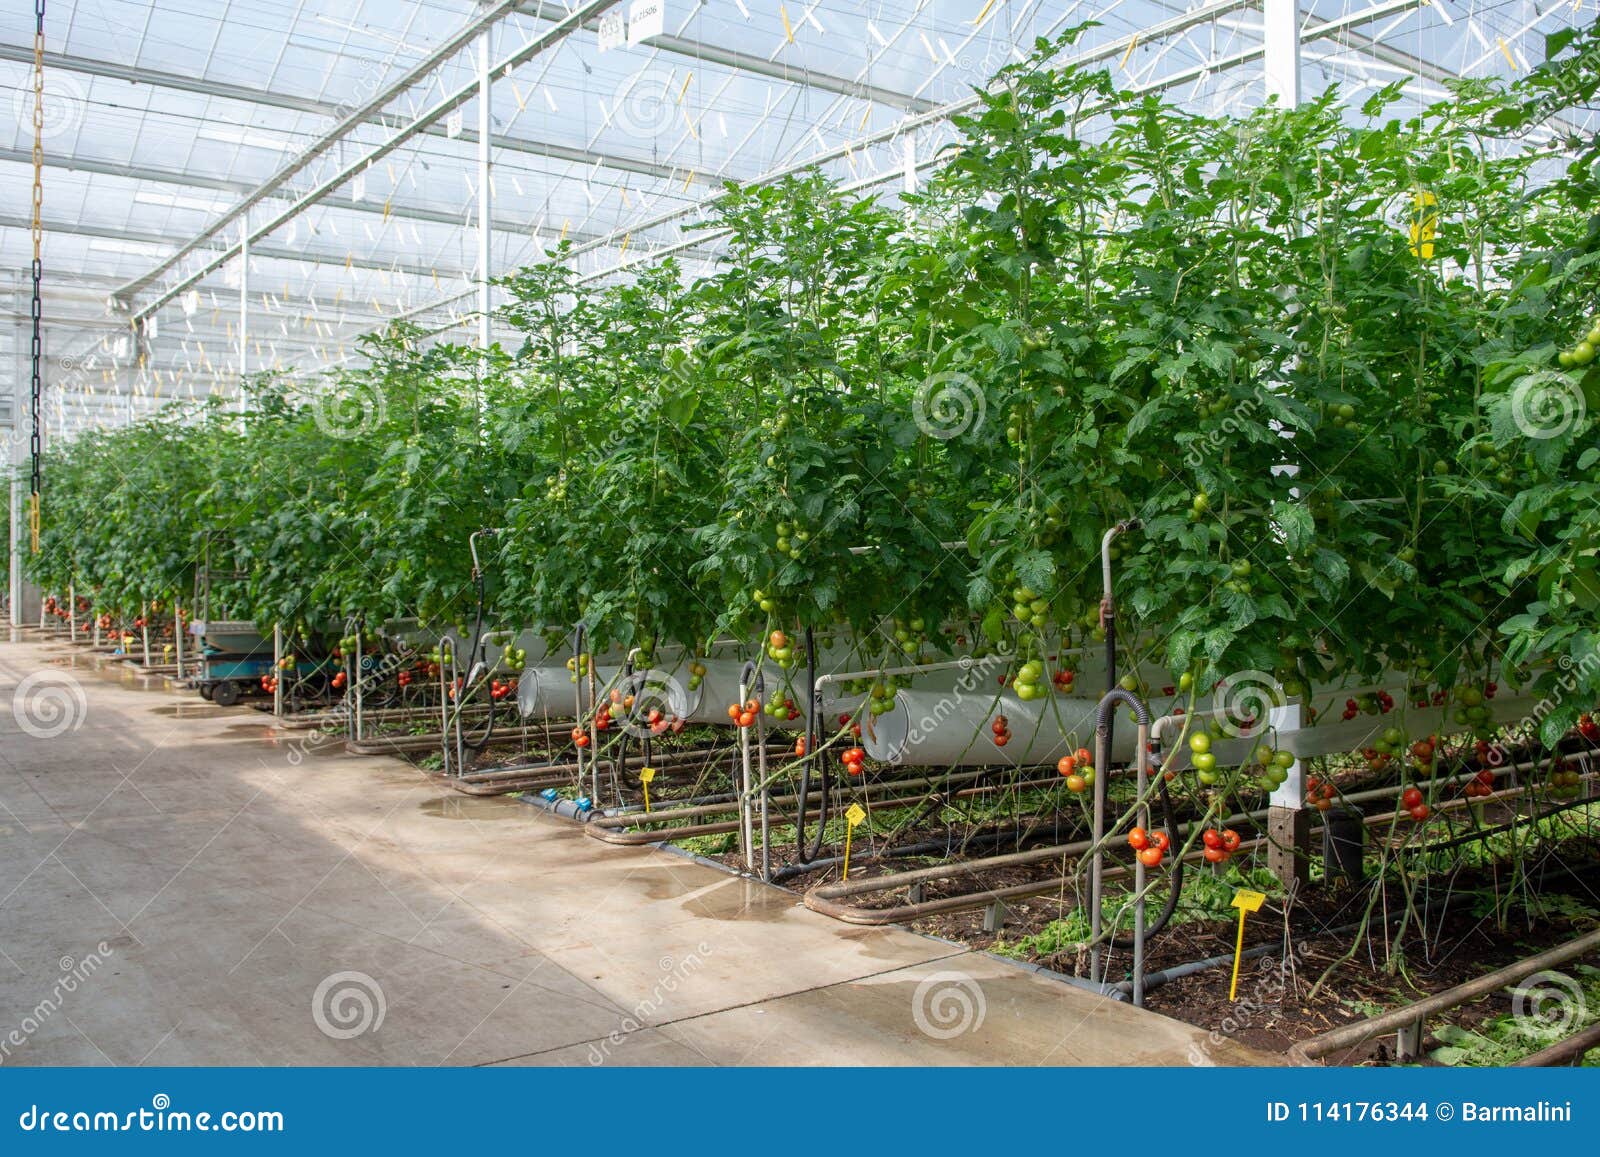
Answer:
1409;191;1437;260
842;803;867;879
640;766;656;813
1228;889;1267;1001
780;4;793;42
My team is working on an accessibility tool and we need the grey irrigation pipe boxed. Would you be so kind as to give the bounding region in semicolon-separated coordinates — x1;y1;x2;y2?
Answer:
802;758;1598;925
586;772;1071;847
1290;925;1600;1065
1512;1021;1600;1067
593;766;1066;830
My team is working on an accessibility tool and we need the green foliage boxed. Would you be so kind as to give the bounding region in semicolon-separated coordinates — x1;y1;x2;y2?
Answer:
23;23;1600;718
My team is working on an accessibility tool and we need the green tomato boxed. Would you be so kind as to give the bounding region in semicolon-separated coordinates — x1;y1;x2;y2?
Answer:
1193;751;1216;773
1575;341;1597;366
1189;732;1211;754
1178;671;1194;692
1272;749;1295;770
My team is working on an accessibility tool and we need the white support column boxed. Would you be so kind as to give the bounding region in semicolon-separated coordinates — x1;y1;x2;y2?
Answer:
476;28;493;357
238;232;249;409
1264;0;1302;107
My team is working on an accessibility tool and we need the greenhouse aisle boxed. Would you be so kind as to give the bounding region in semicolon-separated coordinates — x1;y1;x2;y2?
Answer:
0;638;1269;1067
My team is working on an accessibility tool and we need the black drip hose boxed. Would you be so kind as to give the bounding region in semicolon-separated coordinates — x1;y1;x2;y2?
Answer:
794;625;829;864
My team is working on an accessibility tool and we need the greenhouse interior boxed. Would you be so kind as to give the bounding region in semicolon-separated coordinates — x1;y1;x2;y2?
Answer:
4;0;1600;1083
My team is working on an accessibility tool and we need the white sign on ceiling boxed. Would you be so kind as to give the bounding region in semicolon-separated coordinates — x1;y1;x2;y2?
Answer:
597;10;625;51
627;0;664;46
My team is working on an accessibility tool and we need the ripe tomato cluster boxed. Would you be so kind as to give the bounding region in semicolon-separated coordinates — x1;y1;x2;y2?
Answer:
570;725;591;748
1201;827;1242;863
258;674;280;694
1127;826;1170;868
1339;689;1395;722
841;746;866;776
1579;714;1600;744
1056;747;1095;793
727;698;761;728
1462;768;1496;799
1401;786;1431;822
1304;776;1337;811
488;676;519;701
331;670;347;691
990;714;1012;747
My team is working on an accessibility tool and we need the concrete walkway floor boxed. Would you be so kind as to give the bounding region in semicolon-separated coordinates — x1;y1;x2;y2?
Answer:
0;637;1270;1067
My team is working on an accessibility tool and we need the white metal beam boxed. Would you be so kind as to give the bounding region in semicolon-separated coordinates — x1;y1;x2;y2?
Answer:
114;0;620;311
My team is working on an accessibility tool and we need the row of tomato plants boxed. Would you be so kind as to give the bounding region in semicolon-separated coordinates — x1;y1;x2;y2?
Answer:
21;25;1600;745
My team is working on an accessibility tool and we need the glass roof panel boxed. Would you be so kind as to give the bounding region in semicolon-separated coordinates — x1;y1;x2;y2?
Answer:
2;0;1592;435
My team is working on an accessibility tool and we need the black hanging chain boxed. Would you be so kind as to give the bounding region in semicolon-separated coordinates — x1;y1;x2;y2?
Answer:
28;0;45;552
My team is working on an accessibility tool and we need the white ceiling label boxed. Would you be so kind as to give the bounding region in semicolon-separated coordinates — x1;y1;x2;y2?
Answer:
597;10;625;51
446;108;463;138
628;0;664;45
352;169;367;201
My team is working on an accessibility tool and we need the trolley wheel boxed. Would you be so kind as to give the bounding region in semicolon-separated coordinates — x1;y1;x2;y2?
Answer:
198;682;215;701
212;680;242;707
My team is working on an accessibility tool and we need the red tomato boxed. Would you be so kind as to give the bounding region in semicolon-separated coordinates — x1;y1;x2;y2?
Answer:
1127;827;1149;851
1137;847;1165;868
